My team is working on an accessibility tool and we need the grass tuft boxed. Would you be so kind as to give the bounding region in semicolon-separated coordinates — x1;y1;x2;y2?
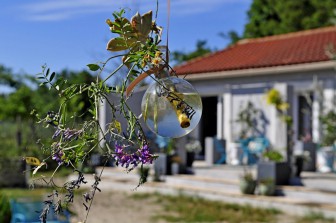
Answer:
130;192;281;223
296;212;335;223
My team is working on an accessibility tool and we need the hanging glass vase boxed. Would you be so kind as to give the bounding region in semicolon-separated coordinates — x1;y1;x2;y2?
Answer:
141;76;202;138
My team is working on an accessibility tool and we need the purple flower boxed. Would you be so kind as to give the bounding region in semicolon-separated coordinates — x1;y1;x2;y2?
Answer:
52;128;62;139
138;145;153;165
112;143;154;169
52;149;63;165
114;143;123;155
63;128;83;141
52;128;83;141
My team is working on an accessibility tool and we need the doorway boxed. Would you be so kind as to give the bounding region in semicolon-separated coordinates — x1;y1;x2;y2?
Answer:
297;93;313;140
199;96;218;157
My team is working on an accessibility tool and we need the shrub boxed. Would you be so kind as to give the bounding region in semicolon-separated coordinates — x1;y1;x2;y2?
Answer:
262;150;284;162
0;191;11;223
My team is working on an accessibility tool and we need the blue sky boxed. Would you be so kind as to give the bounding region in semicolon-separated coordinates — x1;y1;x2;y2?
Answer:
0;0;252;76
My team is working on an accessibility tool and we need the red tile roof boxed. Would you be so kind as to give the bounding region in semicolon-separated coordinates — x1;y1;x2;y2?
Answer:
174;26;336;75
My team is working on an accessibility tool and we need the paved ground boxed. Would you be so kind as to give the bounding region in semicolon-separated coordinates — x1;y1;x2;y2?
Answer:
77;162;336;219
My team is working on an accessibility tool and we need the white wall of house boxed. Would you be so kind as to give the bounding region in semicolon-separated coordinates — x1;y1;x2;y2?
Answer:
187;64;336;160
231;87;271;141
99;63;336;164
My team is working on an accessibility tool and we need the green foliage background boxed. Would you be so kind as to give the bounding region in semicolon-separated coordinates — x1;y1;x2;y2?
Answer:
0;65;96;160
244;0;336;38
0;191;11;223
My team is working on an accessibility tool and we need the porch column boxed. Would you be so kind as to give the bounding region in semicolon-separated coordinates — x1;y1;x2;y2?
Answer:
312;81;323;143
323;81;335;113
217;95;224;139
223;91;232;146
292;92;298;142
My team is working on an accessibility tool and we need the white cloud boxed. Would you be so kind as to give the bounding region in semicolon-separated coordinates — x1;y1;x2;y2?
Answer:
18;0;249;21
20;0;122;21
25;7;110;21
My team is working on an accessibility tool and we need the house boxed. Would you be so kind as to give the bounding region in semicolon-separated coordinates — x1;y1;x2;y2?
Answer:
174;26;336;164
99;26;336;169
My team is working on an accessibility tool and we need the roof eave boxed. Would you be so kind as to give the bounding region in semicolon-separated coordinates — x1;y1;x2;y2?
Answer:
182;61;336;81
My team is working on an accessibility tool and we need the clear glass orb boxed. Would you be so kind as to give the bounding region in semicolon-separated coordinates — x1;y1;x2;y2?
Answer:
141;77;202;138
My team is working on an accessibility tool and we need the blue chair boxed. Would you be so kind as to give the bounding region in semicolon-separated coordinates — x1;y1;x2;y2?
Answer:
239;137;252;164
10;200;70;223
248;137;270;164
240;137;269;165
213;138;226;164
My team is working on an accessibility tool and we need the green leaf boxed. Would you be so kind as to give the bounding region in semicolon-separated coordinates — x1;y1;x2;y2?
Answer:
45;68;50;77
140;11;152;36
112;12;119;20
49;72;56;81
87;64;101;71
130;11;152;37
112;29;122;35
154;35;159;44
110;17;131;34
112;21;121;28
106;37;129;52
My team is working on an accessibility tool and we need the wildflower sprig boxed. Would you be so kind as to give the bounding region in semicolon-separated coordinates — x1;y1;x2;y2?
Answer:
30;3;184;222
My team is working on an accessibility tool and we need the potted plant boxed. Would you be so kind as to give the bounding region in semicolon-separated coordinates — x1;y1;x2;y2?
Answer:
257;150;291;185
239;170;257;195
293;150;311;177
185;137;202;168
295;136;317;172
318;111;336;172
170;155;182;175
258;178;275;196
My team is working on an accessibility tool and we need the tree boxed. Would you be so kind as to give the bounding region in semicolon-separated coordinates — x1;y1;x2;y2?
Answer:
219;30;242;46
244;0;336;38
57;69;96;119
0;66;96;154
0;65;21;89
0;86;34;120
171;40;212;65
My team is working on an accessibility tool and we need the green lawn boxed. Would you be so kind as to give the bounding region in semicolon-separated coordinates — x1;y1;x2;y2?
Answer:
131;192;335;223
0;188;53;201
132;192;280;223
1;186;84;201
1;188;334;223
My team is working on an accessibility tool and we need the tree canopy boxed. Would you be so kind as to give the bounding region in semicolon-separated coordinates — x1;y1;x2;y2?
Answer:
244;0;336;38
0;65;21;89
0;66;95;121
0;64;97;158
